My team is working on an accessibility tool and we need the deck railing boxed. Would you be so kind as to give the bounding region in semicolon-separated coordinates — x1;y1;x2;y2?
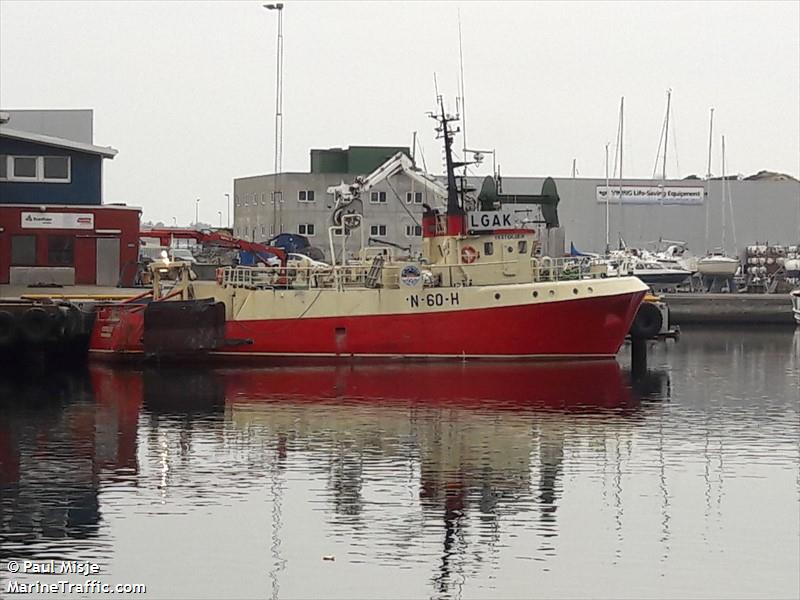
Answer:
217;255;609;290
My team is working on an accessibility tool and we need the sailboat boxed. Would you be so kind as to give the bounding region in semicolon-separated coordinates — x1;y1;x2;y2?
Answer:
698;119;739;280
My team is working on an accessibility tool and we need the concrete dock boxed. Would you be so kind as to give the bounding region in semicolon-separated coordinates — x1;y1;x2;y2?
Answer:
664;293;795;325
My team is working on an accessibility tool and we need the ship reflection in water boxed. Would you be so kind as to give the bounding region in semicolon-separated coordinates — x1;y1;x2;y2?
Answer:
1;328;798;599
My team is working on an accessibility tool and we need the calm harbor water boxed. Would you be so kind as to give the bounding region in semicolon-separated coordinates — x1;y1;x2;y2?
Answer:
1;328;798;599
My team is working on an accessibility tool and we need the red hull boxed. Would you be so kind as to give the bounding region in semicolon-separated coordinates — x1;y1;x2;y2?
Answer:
221;361;635;410
89;291;645;360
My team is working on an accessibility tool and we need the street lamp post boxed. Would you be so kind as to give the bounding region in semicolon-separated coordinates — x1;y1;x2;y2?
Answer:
195;198;200;227
224;193;231;228
217;211;223;228
263;3;284;234
172;216;177;227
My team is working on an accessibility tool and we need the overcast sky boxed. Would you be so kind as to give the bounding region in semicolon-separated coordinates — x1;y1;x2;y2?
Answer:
1;0;798;224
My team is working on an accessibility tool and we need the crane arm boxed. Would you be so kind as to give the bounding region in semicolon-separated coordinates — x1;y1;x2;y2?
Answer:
141;228;286;263
326;152;447;205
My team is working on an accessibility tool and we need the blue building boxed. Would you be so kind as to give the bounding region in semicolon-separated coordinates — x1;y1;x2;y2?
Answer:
0;124;117;205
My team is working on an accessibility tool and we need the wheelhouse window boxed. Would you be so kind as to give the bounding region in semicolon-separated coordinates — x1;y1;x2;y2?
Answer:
47;236;74;266
484;242;494;256
0;155;7;179
298;223;315;236
518;240;527;254
11;235;36;265
370;191;387;204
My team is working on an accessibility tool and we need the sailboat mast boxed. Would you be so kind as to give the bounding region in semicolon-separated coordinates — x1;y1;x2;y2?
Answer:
721;134;727;253
660;90;671;233
705;108;714;251
661;89;671;183
605;142;610;252
618;96;624;245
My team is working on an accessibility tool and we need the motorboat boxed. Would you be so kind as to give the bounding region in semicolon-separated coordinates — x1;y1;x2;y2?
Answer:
606;252;692;290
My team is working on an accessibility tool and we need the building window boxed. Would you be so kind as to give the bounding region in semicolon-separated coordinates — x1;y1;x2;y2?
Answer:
43;157;69;180
13;156;37;178
3;156;71;182
11;235;36;266
370;224;387;237
404;224;422;237
47;236;74;266
406;192;423;204
298;223;315;236
370;191;387;204
298;190;315;203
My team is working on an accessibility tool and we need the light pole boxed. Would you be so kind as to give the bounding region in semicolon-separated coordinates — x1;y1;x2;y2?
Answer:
224;193;231;228
263;3;283;234
195;198;200;227
217;211;223;228
172;216;177;227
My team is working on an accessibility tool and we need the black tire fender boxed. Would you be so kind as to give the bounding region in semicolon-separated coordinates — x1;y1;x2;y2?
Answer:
21;307;53;345
0;311;17;347
630;302;663;339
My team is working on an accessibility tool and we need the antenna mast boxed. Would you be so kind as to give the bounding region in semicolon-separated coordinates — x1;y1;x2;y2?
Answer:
457;9;468;176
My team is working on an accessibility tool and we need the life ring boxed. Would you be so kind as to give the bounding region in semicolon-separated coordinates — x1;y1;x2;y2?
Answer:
0;310;17;347
461;246;479;264
21;307;53;345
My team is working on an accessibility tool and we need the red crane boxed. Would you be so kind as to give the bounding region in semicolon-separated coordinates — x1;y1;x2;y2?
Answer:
140;228;286;264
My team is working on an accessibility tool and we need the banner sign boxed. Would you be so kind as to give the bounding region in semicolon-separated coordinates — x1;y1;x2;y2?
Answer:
596;185;704;205
21;212;95;230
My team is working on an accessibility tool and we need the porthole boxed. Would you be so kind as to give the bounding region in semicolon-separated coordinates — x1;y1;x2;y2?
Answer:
494;293;501;300
548;290;555;297
588;286;594;293
573;288;579;295
533;291;539;298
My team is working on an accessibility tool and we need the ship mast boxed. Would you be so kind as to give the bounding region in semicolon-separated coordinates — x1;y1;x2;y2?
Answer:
429;96;466;235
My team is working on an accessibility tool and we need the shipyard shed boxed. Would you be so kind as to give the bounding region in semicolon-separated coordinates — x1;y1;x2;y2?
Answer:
0;113;141;286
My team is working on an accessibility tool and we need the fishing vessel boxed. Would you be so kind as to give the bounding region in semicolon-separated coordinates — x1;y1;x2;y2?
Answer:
88;100;647;361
